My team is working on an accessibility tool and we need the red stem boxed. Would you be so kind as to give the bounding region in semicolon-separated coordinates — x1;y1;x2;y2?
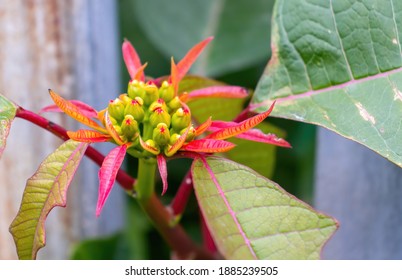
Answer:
169;171;193;217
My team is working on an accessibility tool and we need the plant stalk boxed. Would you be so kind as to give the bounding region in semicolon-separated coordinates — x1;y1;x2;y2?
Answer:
135;157;156;201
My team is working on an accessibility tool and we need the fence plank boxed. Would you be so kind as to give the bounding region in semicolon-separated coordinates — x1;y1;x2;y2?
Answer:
315;128;402;259
0;0;125;259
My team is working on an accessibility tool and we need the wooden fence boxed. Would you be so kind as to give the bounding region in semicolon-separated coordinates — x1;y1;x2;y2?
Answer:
0;0;125;259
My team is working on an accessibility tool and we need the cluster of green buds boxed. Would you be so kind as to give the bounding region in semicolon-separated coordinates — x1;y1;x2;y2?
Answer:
105;80;195;157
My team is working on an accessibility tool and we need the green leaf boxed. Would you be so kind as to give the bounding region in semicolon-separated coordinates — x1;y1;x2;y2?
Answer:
9;140;88;259
181;76;246;123
252;0;402;168
191;157;337;259
0;94;17;158
134;0;274;76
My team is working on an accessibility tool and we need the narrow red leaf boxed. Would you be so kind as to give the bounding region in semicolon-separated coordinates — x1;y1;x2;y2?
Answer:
208;118;290;148
206;101;276;140
48;90;107;133
40;100;98;118
181;139;235;153
186;86;248;101
157;154;168;195
97;144;127;217
235;129;292;148
195;117;212;137
67;129;112;143
122;39;145;82
104;111;125;145
177;37;214;81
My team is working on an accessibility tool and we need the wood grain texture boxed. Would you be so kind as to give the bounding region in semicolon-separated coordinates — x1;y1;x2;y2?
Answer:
0;0;124;259
315;128;402;259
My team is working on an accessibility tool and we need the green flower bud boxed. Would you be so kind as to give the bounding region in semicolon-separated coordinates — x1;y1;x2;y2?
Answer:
159;81;175;103
128;80;145;99
119;93;132;105
121;115;139;141
149;107;171;127
124;98;145;122
108;98;125;122
171;107;191;132
168;96;181;111
152;123;170;146
149;98;168;112
181;126;196;142
169;133;181;145
143;83;159;106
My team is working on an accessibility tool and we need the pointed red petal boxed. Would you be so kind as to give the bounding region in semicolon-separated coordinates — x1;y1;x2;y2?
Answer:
209;119;291;147
195;117;212;137
236;129;291;148
49;90;107;133
96;144;127;217
186;86;248;101
165;126;190;157
157;154;168;195
181;139;235;153
67;130;112;143
208;120;233;131
207;101;276;140
122;39;144;82
40;100;98;118
104;111;125;145
177;37;213;81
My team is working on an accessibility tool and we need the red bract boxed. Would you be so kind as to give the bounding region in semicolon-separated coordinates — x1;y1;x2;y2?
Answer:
47;37;290;216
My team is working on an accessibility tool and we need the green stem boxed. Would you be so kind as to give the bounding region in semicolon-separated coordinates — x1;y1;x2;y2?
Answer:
135;157;157;201
134;156;214;259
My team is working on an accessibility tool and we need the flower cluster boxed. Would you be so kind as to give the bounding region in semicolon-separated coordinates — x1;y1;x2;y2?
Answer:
105;80;196;157
45;37;290;216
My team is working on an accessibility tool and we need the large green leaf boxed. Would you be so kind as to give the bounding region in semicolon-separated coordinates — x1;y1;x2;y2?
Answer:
134;0;274;76
252;0;402;167
191;157;337;259
0;94;17;158
9;140;88;259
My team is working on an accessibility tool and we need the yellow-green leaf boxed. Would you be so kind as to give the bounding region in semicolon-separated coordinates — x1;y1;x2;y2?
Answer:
0;94;17;158
192;157;338;259
9;140;88;259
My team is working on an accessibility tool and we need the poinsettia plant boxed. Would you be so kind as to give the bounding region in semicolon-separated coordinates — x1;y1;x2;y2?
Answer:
0;36;337;260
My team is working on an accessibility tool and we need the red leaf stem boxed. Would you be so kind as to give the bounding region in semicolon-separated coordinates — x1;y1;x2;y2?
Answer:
169;171;193;217
15;107;134;191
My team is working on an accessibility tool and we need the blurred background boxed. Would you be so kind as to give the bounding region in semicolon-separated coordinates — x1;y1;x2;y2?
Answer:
0;0;315;259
